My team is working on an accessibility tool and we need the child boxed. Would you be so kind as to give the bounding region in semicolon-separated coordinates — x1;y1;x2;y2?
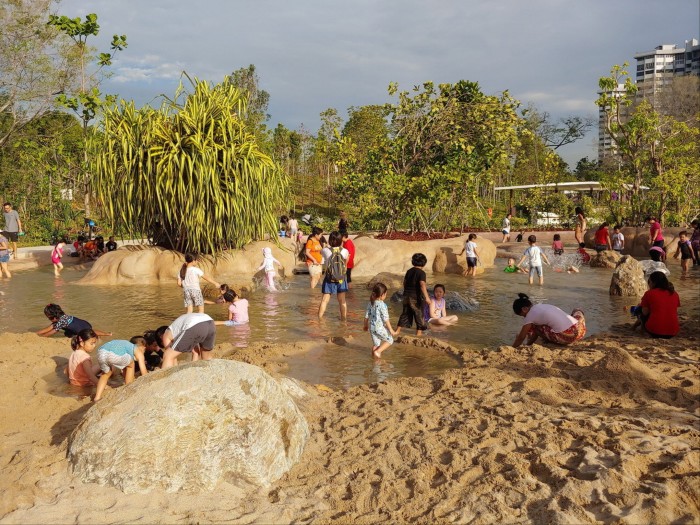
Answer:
396;253;432;336
551;234;564;256
673;230;696;277
515;231;524;243
423;284;458;326
504;257;525;273
625;305;644;330
364;282;397;359
257;247;283;291
0;231;11;278
51;240;65;277
67;328;101;387
517;235;550;286
204;283;230;305
458;233;480;276
178;253;220;314
214;290;249;326
106;236;118;252
93;336;149;401
577;242;591;264
36;303;111;338
611;226;625;253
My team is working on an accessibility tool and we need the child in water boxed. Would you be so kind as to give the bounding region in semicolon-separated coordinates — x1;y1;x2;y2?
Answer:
551;234;564;256
93;336;149;401
423;284;458;326
364;282;398;359
51;240;65;277
215;290;249;326
178;253;220;314
577;243;591;264
257;247;283;291
673;230;696;277
517;235;550;285
504;257;525;273
66;328;101;387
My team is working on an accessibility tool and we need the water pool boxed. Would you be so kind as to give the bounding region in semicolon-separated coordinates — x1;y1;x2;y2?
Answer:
1;259;697;389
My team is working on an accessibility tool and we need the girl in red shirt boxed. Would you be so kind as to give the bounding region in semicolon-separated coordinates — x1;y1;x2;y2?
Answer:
594;222;611;253
640;271;680;338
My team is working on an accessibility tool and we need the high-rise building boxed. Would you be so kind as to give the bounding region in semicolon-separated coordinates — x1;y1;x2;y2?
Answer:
634;39;700;104
598;38;700;163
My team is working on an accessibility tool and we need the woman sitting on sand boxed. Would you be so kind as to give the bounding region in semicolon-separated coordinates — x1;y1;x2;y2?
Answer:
639;271;680;339
511;293;586;348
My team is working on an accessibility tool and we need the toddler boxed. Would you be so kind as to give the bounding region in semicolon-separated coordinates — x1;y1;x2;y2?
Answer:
577;242;591;264
504;257;524;273
364;282;397;359
673;231;696;276
51;240;65;277
257;247;282;291
423;284;458;326
551;234;564;256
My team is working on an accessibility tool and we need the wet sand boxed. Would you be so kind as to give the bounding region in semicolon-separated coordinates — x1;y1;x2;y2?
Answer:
1;306;698;524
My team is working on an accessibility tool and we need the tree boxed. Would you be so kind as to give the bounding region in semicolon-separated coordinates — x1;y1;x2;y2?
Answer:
0;0;77;149
225;64;270;143
91;78;288;254
341;104;388;172
337;80;521;233
48;12;127;218
521;104;594;150
597;64;700;224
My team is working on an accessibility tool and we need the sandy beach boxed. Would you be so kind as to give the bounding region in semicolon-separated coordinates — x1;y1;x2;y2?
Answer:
1;305;698;524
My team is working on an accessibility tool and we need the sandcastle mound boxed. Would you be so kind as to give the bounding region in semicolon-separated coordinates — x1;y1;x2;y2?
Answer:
68;360;309;494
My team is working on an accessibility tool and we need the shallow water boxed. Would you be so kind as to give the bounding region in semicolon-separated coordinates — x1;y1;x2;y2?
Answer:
1;257;697;390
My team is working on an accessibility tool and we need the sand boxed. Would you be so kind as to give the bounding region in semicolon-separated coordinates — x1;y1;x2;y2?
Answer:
1;313;698;524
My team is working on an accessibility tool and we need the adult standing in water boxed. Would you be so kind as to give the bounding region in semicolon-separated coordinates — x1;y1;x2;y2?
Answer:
574;207;586;245
511;293;586;348
156;312;216;369
305;226;324;288
2;202;22;259
501;213;512;243
647;216;665;250
317;230;349;320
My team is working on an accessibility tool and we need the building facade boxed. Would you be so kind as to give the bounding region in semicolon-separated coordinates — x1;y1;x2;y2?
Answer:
597;38;700;163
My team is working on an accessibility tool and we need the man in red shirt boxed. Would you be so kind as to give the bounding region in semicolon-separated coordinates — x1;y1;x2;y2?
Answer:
341;230;355;289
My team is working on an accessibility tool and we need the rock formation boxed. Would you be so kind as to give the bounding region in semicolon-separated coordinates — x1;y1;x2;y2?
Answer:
589;250;621;268
609;255;647;297
68;360;310;494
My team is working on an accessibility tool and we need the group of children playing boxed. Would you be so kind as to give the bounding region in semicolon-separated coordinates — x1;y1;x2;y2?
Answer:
50;235;118;277
44;221;696;398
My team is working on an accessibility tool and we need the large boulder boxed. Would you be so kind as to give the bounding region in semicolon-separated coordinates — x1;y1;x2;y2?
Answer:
589;250;621;268
433;248;485;275
352;235;496;279
366;272;404;291
77;240;298;287
609;255;647;297
68;360;309;494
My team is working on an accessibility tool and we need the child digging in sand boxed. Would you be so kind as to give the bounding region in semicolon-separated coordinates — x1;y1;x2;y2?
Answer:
66;328;101;387
93;336;149;401
364;282;398;359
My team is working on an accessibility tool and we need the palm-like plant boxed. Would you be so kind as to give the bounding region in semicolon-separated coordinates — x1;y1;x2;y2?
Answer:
91;78;288;254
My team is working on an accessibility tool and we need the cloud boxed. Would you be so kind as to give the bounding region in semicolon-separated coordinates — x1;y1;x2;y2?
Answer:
109;55;185;83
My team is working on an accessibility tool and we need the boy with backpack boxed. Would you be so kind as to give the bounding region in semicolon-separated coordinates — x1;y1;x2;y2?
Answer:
318;230;349;320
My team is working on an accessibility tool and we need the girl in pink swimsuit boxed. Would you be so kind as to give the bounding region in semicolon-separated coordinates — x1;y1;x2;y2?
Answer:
51;241;65;277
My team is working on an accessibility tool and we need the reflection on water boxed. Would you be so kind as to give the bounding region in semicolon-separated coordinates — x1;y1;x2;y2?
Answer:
1;259;698;390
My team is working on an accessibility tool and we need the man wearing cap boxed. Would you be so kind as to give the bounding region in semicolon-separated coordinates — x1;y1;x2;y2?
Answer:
2;202;22;259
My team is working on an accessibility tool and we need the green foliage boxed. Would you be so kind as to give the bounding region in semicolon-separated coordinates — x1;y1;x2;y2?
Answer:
90;78;289;254
336;80;521;233
596;64;700;225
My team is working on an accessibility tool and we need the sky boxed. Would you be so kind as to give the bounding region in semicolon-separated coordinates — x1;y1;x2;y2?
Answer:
59;0;700;168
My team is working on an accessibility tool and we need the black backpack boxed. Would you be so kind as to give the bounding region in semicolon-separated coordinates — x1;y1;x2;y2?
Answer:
326;247;347;283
